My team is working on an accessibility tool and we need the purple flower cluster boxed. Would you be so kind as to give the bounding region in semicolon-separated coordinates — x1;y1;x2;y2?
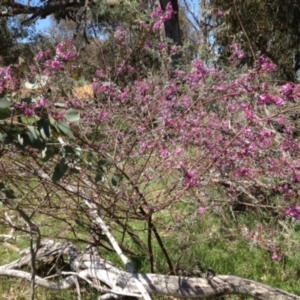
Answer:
151;2;175;31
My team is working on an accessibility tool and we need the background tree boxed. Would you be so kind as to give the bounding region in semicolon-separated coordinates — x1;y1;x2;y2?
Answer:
0;15;38;66
206;0;300;81
0;18;14;65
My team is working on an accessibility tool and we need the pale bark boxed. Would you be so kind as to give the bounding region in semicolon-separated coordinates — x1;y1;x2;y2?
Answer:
0;239;298;300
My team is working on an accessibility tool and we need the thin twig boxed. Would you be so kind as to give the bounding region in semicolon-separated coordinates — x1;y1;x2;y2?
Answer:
233;0;255;62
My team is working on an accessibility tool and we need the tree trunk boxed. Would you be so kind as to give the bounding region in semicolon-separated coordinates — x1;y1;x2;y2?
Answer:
159;0;181;46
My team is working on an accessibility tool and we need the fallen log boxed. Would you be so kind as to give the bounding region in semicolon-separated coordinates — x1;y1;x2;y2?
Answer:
0;240;298;300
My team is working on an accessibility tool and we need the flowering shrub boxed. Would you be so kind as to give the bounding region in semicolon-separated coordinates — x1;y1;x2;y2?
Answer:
0;6;300;272
1;39;300;220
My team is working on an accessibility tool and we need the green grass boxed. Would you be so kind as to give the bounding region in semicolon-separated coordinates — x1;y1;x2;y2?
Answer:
1;206;300;299
0;172;300;300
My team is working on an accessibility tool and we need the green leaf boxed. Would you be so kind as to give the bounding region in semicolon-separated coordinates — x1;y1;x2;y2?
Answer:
42;146;59;162
52;159;68;182
56;121;74;139
65;109;80;122
21;97;34;104
111;174;122;187
26;129;46;149
31;138;46;150
17;133;31;147
63;145;75;156
95;172;104;182
0;93;12;108
0;108;11;120
27;126;39;140
74;146;82;157
59;158;68;173
98;158;112;167
0;132;4;143
4;136;13;146
0;182;16;199
37;119;51;140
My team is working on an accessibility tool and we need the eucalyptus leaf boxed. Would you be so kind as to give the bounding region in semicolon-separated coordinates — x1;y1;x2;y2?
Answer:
65;109;80;122
42;146;59;162
0;93;12;108
98;158;112;167
0;108;11;120
0;182;16;199
17;133;30;147
56;121;74;139
21;97;34;104
37;118;51;140
52;158;68;182
0;132;4;142
27;126;39;140
95;172;104;182
30;138;46;150
59;158;68;173
63;145;75;156
111;174;122;187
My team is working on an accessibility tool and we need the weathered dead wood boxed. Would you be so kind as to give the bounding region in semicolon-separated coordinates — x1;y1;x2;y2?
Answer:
0;240;299;300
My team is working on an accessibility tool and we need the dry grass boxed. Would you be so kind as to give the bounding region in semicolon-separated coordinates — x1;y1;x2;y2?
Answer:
72;85;94;99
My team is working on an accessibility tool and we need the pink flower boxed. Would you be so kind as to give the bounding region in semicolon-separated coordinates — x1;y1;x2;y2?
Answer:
234;167;250;178
143;43;152;51
159;149;170;159
273;96;284;106
96;69;105;78
272;252;279;261
35;50;44;61
171;45;178;55
276;117;285;124
114;27;128;42
163;2;175;21
182;169;200;187
35;50;50;61
34;98;49;109
117;65;126;75
24;108;34;117
294;84;300;98
257;93;272;105
127;66;136;74
175;148;183;155
257;223;263;230
158;42;167;51
55;39;77;61
198;206;206;214
217;9;224;16
231;43;245;60
151;7;163;20
280;83;293;97
259;55;277;72
45;60;64;70
261;82;269;92
286;203;300;220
